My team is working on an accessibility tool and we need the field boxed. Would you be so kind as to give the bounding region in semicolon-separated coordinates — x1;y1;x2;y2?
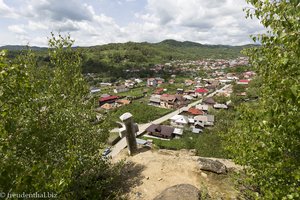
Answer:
107;101;172;125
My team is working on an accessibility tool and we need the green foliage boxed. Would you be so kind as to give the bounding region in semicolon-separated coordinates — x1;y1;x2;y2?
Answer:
224;1;300;199
150;131;227;158
214;95;230;104
0;34;123;199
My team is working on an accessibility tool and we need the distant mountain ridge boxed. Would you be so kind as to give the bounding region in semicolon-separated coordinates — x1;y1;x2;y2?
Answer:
0;40;255;51
0;45;47;51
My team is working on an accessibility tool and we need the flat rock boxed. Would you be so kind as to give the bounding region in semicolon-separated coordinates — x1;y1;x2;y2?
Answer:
153;184;210;200
198;158;227;174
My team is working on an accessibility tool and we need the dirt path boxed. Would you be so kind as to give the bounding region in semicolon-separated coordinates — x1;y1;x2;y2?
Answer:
114;148;240;199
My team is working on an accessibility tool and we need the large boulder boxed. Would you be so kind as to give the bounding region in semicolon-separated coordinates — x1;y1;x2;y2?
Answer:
153;184;210;200
198;158;227;174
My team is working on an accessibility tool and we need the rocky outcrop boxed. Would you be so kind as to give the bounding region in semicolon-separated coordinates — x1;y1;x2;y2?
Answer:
198;158;227;174
153;184;210;200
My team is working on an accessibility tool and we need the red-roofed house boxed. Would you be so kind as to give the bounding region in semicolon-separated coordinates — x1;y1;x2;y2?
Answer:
237;79;250;85
187;107;204;115
154;88;164;95
195;88;208;93
99;95;119;106
195;88;208;97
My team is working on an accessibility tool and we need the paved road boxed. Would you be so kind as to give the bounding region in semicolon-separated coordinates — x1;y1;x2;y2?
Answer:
109;84;231;158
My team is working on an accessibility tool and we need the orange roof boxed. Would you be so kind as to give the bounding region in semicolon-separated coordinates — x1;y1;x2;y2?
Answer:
188;107;204;115
116;99;131;105
100;103;114;110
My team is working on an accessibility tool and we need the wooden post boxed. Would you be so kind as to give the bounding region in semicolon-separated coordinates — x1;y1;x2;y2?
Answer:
120;112;137;155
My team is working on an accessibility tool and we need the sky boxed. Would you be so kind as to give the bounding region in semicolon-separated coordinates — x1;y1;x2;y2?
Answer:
0;0;265;47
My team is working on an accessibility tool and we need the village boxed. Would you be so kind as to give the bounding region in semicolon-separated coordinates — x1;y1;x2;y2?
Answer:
86;57;256;157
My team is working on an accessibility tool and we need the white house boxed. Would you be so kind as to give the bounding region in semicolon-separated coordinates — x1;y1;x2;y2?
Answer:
213;103;228;109
195;104;209;111
170;115;194;127
114;85;129;93
194;115;214;126
90;88;101;94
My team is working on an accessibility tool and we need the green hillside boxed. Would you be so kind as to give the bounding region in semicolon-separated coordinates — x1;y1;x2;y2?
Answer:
79;40;250;76
1;40;252;79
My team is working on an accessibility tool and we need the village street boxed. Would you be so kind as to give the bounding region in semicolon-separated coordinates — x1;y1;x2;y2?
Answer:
109;84;231;158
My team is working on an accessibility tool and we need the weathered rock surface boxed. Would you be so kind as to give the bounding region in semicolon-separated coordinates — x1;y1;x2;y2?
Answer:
198;158;227;174
153;184;210;200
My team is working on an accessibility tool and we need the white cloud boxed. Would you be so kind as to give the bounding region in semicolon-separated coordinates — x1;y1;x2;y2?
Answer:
0;0;18;18
0;0;264;46
131;0;264;45
8;25;27;34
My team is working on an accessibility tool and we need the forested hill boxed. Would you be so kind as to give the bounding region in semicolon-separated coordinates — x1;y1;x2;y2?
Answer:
80;40;253;74
0;40;253;76
85;39;249;62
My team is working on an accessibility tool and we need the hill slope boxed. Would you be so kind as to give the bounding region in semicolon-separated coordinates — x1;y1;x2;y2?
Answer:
1;40;252;77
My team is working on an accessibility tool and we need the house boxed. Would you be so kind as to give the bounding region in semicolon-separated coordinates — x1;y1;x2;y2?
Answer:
203;97;216;106
100;103;114;110
177;88;184;94
184;90;195;95
173;128;184;138
187;107;204;115
114;85;129;93
146;124;175;139
194;115;215;126
170;115;192;127
237;79;250;85
100;82;112;86
116;99;131;106
160;94;186;109
185;79;194;86
154;88;164;95
183;95;193;100
125;80;135;88
169;79;175;84
205;80;219;90
156;78;165;85
90;88;101;94
191;127;203;134
185;90;197;98
243;71;256;79
195;88;208;97
147;78;158;87
100;94;110;98
219;79;233;84
195;104;209;111
149;95;161;106
186;79;195;85
134;78;143;84
99;95;119;106
213;103;228;109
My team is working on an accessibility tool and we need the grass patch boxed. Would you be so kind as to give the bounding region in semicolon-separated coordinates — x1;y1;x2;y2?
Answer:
149;131;228;158
108;102;172;124
116;87;145;97
107;132;121;145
